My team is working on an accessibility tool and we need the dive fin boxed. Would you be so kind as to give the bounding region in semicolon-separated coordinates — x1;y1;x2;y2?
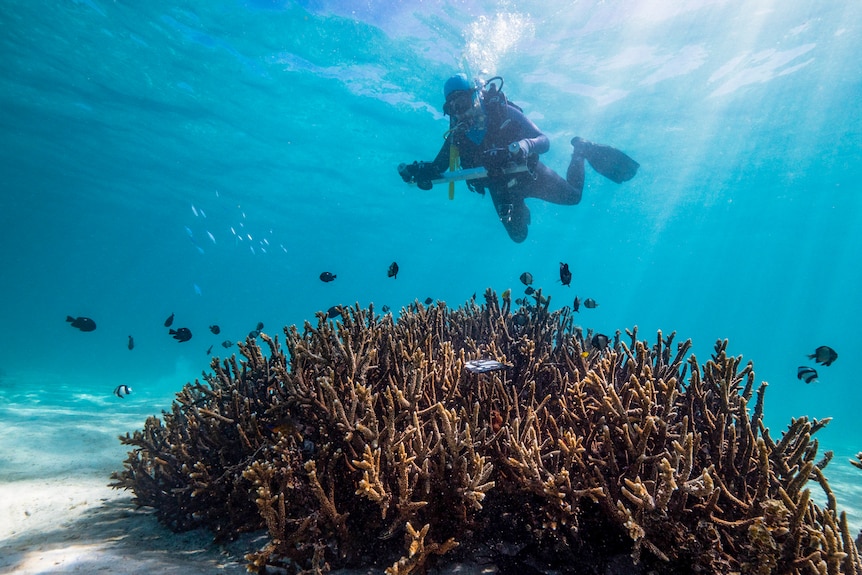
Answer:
581;141;640;183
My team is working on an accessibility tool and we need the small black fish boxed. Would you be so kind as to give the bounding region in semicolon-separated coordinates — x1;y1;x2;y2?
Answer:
591;333;610;351
559;262;572;287
327;305;343;319
424;297;433;305
524;286;535;295
319;272;336;282
221;340;233;348
573;296;581;313
256;322;264;331
583;298;598;309
206;344;213;355
808;346;837;367
797;366;818;384
388;261;399;279
381;305;390;313
66;316;96;332
209;325;220;335
114;384;132;398
164;313;175;327
127;335;134;350
249;329;261;338
519;272;533;286
169;327;192;342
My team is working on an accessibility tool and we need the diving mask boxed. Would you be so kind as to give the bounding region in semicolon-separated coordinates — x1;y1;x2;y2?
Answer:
443;89;477;117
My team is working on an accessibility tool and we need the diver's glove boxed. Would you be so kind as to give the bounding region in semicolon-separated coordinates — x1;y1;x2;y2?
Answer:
397;161;440;190
481;147;511;178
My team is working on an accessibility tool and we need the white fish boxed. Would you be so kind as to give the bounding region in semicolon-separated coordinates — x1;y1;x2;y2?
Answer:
199;208;206;218
262;238;270;246
260;247;267;254
185;226;194;237
247;234;253;241
194;283;202;295
191;204;199;217
230;226;236;235
114;384;132;398
250;245;255;255
280;244;287;253
207;231;216;244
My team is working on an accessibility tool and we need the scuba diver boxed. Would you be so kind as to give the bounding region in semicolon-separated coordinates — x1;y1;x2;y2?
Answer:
398;74;640;243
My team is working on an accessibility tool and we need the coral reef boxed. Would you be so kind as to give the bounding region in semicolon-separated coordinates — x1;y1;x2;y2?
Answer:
853;453;862;554
111;290;862;574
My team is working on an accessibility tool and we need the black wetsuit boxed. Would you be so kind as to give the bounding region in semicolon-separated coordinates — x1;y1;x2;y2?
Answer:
426;96;585;243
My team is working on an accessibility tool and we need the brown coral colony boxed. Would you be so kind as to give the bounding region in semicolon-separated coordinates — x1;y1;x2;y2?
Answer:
111;289;862;574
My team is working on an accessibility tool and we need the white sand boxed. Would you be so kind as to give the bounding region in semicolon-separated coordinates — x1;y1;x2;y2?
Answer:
0;386;254;575
0;476;253;575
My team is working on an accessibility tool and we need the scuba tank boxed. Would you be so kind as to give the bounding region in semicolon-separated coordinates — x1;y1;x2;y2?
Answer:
479;76;524;125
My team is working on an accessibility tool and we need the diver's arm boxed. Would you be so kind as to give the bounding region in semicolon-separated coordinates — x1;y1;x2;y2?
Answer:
506;109;550;157
516;133;549;156
429;138;454;172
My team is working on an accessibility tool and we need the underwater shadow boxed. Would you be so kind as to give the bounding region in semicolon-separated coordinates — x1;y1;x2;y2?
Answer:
0;493;253;574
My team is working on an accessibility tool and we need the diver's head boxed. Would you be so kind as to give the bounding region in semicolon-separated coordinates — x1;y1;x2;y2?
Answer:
443;74;481;120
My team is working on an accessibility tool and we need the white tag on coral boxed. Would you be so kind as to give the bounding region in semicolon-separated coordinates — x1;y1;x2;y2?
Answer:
464;359;512;374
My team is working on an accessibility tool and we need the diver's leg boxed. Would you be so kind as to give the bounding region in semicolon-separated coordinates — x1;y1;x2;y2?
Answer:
489;185;530;243
566;150;586;195
572;136;640;183
523;162;582;205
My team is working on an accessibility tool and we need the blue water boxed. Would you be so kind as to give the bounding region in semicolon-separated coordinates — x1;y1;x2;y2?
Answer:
1;0;860;517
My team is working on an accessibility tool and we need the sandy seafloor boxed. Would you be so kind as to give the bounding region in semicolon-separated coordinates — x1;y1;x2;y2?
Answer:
1;380;859;575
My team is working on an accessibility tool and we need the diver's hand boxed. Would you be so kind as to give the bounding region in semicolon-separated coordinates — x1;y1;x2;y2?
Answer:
508;140;529;160
397;161;439;190
397;162;418;183
481;148;510;178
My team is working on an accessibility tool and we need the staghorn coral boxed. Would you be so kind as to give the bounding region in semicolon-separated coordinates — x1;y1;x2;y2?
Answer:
853;453;862;555
111;290;862;574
